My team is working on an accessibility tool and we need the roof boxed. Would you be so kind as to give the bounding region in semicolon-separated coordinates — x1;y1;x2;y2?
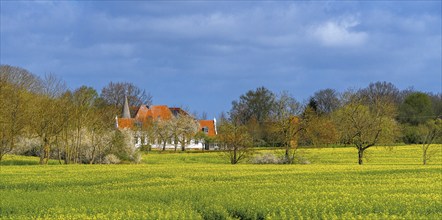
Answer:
118;118;135;129
135;105;173;121
117;105;217;137
199;120;217;137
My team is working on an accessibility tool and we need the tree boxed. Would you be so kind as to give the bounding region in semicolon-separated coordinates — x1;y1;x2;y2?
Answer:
230;86;276;125
87;105;112;164
100;81;152;116
428;93;442;118
399;92;434;125
176;114;199;151
0;83;32;161
0;64;42;93
70;86;99;163
311;88;341;115
155;119;174;151
217;121;253;164
333;99;399;165
301;109;339;147
29;74;69;164
229;86;276;146
0;65;41;161
359;81;401;107
271;92;303;163
417;119;442;165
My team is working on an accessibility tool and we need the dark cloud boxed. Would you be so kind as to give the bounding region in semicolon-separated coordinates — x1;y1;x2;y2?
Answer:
1;1;440;117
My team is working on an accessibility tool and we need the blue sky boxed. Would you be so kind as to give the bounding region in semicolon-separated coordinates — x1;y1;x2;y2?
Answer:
1;1;441;118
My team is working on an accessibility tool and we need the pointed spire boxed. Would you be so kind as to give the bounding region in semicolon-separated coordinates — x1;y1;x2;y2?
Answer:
122;95;131;118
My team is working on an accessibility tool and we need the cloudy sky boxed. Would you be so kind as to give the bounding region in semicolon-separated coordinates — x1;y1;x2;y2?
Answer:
1;1;441;117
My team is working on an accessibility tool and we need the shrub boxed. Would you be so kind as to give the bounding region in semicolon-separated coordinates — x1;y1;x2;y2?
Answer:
103;154;120;164
130;151;142;164
251;153;284;164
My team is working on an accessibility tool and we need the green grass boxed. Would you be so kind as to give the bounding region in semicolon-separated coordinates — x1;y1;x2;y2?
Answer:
1;145;441;219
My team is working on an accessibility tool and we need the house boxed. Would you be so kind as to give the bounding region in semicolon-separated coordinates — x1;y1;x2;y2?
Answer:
116;96;217;150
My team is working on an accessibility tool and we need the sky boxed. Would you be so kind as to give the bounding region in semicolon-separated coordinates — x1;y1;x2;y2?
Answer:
1;1;441;118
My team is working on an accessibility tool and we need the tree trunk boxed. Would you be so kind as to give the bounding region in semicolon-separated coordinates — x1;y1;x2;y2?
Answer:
422;146;427;165
90;146;96;164
232;147;237;164
58;148;62;164
90;131;95;164
39;148;44;165
358;148;364;165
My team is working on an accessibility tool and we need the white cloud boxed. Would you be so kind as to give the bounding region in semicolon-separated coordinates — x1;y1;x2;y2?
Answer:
312;17;368;47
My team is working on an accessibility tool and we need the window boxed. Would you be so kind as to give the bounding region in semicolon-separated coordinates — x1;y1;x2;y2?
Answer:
202;126;209;134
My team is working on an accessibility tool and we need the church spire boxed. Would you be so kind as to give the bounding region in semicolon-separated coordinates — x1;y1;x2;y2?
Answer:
122;95;131;118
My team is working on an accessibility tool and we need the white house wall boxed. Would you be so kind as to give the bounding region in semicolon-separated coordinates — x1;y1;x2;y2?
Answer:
134;136;217;150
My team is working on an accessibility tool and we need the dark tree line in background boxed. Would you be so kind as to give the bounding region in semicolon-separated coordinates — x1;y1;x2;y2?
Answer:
1;64;441;165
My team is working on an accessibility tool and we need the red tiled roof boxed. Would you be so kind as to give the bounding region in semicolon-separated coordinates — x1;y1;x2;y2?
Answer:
118;105;217;137
118;118;135;129
199;120;216;137
135;105;173;121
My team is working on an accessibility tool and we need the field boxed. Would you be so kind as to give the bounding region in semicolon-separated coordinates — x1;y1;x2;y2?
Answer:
1;145;441;219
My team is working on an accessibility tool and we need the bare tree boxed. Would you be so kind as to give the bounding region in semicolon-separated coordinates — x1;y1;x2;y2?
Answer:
230;86;276;125
100;81;152;116
418;119;442;165
217;121;253;164
0;64;42;93
272;91;303;163
311;88;341;115
359;81;401;109
29;74;69;164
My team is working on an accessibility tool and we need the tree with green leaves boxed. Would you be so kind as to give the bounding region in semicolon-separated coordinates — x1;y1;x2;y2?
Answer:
399;92;434;125
0;83;32;161
0;65;40;161
333;96;399;165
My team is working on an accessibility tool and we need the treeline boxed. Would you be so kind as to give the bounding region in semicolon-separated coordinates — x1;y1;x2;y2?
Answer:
1;64;441;165
0;65;152;164
218;83;441;165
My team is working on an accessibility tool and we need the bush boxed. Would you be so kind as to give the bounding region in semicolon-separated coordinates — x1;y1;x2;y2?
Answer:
293;155;311;165
402;125;420;144
103;154;120;164
251;153;284;164
130;151;142;164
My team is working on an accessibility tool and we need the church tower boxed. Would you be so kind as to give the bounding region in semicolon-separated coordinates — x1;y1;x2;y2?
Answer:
122;95;131;118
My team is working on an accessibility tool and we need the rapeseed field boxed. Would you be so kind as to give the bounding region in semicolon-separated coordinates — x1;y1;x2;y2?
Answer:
1;145;441;219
